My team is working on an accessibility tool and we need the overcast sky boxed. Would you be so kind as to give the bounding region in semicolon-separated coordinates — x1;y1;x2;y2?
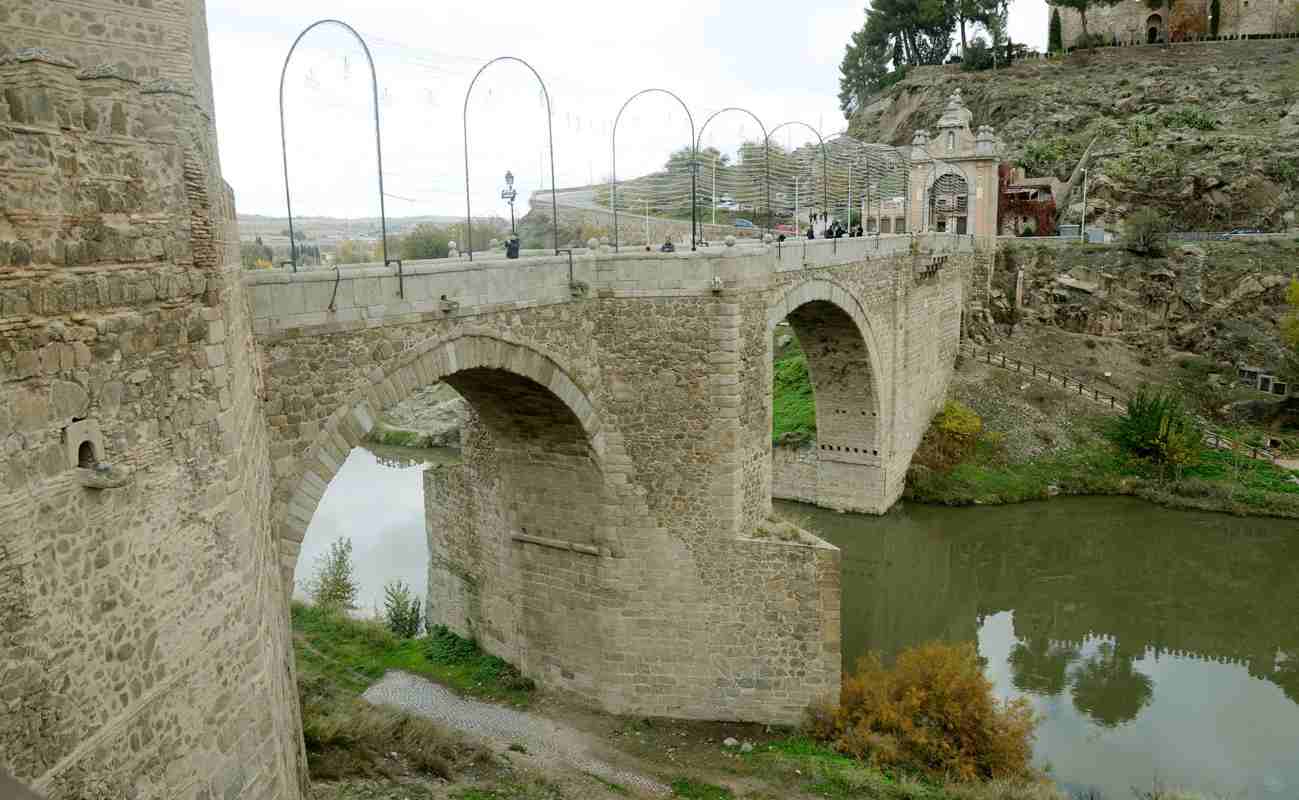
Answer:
209;0;1048;221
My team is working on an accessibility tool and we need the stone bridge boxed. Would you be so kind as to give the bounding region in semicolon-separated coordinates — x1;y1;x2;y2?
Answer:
247;235;982;720
1;0;998;794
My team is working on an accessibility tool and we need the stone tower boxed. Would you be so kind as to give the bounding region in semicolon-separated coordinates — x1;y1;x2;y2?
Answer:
1;2;306;798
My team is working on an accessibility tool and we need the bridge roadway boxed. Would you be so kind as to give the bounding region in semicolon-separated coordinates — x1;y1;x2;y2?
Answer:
246;233;983;723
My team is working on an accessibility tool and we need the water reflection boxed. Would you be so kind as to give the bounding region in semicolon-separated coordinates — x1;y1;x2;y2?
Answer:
295;444;459;615
787;496;1299;799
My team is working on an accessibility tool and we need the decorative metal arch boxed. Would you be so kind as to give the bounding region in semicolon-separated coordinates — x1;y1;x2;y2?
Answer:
279;19;396;275
696;107;770;237
610;88;696;252
463;56;559;260
767;121;828;233
824;133;912;234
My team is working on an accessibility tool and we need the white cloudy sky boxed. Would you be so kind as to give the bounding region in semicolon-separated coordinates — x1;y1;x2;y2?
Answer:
209;0;1048;220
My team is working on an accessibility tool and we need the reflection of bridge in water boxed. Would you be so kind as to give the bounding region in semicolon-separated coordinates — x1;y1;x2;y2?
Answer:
809;497;1299;725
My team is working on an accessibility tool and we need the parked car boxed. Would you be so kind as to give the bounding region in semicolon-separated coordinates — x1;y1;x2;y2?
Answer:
1230;228;1263;235
734;219;755;229
716;197;739;211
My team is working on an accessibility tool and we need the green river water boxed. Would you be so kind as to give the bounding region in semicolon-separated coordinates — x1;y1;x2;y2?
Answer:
783;496;1299;800
302;448;1299;799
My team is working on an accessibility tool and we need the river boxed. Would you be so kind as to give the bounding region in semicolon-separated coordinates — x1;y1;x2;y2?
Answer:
787;496;1299;800
300;448;1299;799
294;445;455;614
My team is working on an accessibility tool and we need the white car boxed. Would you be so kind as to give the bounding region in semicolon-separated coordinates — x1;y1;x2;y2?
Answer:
716;197;739;211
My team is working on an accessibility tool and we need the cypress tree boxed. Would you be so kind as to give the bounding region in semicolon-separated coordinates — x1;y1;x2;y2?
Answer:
1210;0;1220;35
1049;8;1064;52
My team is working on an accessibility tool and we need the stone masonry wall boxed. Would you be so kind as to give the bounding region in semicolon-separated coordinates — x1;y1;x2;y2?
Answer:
0;7;304;799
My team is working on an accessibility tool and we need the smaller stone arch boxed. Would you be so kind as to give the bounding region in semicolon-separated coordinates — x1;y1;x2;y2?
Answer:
278;333;620;584
767;279;896;513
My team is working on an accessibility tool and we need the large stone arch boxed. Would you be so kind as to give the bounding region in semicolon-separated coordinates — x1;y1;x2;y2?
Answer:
276;332;623;585
766;279;897;513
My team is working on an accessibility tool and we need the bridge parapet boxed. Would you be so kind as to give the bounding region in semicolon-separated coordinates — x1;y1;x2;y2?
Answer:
244;234;987;337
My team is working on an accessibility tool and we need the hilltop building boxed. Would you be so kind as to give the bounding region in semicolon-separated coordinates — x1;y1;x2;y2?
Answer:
1057;0;1299;47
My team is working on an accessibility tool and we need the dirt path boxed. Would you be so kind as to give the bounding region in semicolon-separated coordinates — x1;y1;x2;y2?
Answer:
363;671;669;798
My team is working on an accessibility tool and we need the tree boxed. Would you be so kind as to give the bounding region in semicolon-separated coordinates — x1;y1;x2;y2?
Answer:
303;537;359;610
1122;208;1169;256
839;28;897;116
838;0;954;116
1069;643;1154;728
1047;0;1122;45
382;579;423;638
335;239;374;264
1210;0;1221;35
400;223;450;261
1049;7;1064;51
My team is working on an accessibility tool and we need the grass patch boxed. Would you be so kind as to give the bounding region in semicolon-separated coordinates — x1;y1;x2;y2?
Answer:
773;351;816;444
293;608;496;784
736;737;1062;799
452;785;563;800
671;777;735;799
293;602;534;706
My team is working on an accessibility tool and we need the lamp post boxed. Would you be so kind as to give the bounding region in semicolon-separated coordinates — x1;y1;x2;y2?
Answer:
501;170;518;235
1079;167;1089;242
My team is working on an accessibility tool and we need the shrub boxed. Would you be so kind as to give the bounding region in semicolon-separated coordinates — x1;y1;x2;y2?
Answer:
1161;106;1218;131
302;537;360;610
808;642;1037;781
1115;387;1201;473
425;625;536;692
382;579;423;638
1122;208;1169;256
914;401;985;471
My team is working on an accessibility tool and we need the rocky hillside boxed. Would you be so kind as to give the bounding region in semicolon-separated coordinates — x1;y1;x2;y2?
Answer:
850;41;1299;231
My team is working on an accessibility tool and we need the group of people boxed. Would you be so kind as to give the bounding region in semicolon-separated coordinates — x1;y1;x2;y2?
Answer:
805;212;864;240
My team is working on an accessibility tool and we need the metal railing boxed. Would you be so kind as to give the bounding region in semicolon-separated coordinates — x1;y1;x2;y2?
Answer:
959;341;1278;463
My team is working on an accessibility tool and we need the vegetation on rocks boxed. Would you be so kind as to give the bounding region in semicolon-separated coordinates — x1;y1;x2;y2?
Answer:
848;42;1299;231
904;367;1299;517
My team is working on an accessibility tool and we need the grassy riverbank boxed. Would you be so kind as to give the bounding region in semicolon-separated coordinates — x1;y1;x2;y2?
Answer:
772;332;1299;518
293;603;1110;800
905;425;1299;518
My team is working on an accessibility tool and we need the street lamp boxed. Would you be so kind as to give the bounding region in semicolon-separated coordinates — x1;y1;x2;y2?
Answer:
501;170;518;235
